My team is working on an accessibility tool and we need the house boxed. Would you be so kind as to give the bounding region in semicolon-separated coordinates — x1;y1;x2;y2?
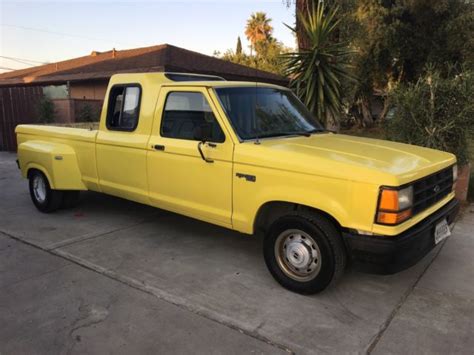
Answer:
0;44;287;151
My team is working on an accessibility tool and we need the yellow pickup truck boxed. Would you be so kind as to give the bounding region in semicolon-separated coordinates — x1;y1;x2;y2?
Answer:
16;72;459;294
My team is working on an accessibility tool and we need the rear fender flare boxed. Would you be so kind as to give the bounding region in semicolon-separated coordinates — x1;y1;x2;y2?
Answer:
26;163;55;188
18;141;87;190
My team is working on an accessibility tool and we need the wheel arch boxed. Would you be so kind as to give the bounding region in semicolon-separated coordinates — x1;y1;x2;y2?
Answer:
26;164;55;188
253;200;343;235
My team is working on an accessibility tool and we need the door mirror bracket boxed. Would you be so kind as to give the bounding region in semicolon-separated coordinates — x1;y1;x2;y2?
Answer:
197;142;214;163
194;124;214;163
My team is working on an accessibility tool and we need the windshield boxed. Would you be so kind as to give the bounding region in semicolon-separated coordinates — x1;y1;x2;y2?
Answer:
215;87;324;140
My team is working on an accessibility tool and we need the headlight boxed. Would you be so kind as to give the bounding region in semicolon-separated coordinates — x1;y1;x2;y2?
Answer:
398;186;414;210
376;186;413;225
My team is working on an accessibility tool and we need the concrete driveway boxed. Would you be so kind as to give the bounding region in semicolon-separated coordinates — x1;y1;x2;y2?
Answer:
1;151;473;354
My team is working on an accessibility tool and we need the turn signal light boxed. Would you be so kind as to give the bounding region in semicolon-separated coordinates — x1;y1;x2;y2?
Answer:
377;209;412;225
378;189;399;211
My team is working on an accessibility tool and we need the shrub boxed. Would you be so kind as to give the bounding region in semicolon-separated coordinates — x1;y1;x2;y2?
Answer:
385;68;474;165
77;104;98;122
37;97;56;123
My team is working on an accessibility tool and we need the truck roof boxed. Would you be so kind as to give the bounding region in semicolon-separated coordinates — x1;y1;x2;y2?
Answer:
109;72;287;90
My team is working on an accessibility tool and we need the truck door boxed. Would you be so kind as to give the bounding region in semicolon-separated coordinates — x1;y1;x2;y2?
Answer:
96;83;150;204
147;87;233;227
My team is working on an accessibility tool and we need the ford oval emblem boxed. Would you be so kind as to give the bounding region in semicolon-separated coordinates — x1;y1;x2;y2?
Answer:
433;185;441;193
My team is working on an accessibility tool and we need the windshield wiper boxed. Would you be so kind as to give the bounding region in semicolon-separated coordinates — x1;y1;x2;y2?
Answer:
251;127;330;139
257;131;312;138
307;128;328;134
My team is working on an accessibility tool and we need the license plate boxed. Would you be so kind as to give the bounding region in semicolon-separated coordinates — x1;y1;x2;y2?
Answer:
434;219;451;244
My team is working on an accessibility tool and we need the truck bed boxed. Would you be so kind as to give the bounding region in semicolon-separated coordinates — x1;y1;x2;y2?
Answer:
16;124;100;191
16;124;98;143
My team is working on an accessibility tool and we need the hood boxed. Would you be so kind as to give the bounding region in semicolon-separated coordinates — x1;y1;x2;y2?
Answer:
234;133;456;185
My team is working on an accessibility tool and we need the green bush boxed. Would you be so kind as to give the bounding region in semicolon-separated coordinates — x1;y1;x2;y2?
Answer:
77;104;98;122
37;97;56;124
385;68;474;165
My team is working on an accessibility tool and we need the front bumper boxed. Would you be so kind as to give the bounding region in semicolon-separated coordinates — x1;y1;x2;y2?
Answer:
342;198;460;274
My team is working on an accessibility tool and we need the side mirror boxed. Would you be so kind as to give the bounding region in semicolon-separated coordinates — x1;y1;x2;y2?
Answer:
194;124;214;163
193;124;212;142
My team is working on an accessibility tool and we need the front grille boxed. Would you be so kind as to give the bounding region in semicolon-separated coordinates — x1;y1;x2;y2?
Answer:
412;166;453;214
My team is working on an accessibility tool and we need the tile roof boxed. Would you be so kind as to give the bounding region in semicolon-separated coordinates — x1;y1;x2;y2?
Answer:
0;44;287;87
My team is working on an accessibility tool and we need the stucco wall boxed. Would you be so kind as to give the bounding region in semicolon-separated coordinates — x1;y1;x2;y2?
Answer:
70;81;108;100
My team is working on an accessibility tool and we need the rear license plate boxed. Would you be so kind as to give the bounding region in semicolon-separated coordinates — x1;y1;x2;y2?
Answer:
434;219;451;244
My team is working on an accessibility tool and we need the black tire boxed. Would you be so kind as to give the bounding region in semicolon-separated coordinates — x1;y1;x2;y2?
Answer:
263;212;346;294
28;170;63;213
61;191;80;209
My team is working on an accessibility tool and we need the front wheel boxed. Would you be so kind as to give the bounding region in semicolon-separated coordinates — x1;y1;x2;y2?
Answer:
28;170;63;213
263;212;346;294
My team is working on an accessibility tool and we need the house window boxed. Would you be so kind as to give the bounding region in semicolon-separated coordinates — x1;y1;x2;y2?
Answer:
161;92;225;143
106;85;141;131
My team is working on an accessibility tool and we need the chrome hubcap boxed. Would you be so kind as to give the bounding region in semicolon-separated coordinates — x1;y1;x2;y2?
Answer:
275;229;321;281
33;175;46;203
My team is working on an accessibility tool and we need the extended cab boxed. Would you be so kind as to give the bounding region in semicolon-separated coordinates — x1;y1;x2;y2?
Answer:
16;72;459;294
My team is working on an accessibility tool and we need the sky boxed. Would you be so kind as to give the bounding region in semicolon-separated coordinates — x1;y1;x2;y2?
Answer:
0;0;296;73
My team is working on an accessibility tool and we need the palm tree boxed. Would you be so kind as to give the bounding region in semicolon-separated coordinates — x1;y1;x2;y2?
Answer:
282;2;354;130
245;12;273;56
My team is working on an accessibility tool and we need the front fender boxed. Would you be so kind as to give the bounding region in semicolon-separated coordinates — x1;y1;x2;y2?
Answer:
18;140;87;190
231;165;354;234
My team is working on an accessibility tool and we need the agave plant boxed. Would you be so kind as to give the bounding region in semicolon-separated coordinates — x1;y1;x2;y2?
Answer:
283;2;354;129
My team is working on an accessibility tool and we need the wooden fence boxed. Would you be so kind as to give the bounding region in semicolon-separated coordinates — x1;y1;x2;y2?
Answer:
0;86;43;151
0;87;102;151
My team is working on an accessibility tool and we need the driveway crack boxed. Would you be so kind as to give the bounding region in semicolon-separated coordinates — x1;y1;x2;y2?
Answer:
66;298;111;355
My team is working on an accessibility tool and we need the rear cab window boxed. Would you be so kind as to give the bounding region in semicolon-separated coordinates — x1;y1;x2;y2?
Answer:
161;92;225;143
106;85;141;131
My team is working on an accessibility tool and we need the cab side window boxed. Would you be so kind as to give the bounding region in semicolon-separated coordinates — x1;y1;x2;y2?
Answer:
161;92;225;143
106;85;141;131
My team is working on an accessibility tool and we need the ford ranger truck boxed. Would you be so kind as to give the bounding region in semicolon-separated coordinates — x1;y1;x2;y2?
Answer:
15;72;459;294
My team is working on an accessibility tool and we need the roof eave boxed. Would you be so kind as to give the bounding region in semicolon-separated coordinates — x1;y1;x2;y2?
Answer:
0;66;166;88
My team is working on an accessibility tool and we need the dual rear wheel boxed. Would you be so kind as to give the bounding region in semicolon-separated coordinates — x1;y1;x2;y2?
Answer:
28;170;80;213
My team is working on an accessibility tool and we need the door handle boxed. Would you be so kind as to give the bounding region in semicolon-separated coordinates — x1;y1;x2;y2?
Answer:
153;144;165;151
